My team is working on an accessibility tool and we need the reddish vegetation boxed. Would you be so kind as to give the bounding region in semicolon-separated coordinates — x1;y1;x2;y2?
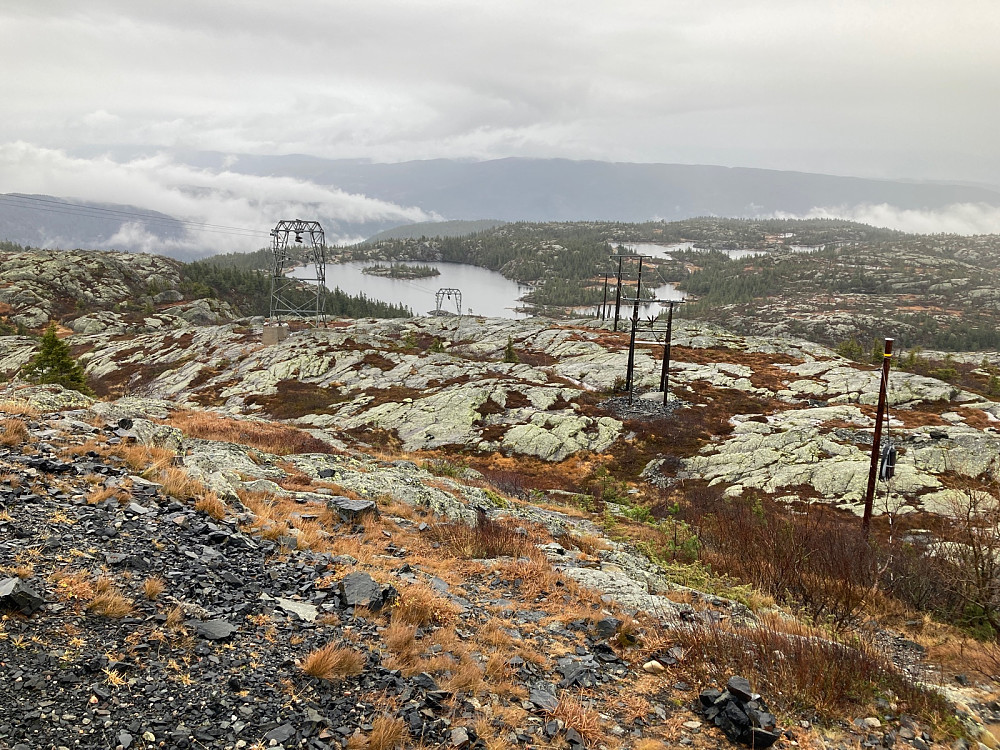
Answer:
245;381;348;419
361;386;424;408
360;352;396;371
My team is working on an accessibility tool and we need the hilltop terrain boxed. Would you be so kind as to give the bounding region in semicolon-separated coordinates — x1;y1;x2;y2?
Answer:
348;219;1000;350
4;245;1000;750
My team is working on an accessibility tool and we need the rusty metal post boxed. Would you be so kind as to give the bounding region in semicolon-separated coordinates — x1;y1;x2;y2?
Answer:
660;301;675;404
613;256;624;331
862;338;894;536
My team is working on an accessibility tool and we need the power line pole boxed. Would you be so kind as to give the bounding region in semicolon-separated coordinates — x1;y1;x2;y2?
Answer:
612;256;624;331
600;271;609;321
659;300;682;405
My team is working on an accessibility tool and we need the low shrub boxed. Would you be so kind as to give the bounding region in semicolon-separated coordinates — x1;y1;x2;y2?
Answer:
664;622;954;727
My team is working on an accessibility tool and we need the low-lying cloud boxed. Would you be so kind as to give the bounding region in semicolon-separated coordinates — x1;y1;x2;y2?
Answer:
775;203;1000;236
0;142;439;256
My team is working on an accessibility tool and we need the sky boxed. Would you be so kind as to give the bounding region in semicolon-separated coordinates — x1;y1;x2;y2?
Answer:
2;0;1000;246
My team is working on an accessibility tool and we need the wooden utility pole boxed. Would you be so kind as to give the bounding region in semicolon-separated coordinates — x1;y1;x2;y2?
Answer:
862;338;894;536
600;271;609;321
624;260;644;397
659;301;678;405
612;256;624;331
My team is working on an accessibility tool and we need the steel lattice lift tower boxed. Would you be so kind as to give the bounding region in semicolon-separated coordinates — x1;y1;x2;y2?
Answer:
269;220;327;324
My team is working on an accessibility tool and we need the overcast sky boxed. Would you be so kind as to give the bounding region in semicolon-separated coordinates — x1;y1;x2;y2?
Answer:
2;0;1000;245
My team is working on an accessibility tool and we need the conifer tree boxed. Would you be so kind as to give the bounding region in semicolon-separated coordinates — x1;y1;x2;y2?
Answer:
503;335;519;364
21;322;93;395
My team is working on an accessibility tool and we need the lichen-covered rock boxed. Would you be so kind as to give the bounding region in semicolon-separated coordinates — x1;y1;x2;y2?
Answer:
502;413;622;461
0;249;184;327
0;337;37;377
557;566;680;619
683;404;943;509
0;384;94;412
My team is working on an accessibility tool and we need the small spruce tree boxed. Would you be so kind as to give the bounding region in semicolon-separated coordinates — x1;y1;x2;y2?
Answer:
503;336;519;364
21;322;93;395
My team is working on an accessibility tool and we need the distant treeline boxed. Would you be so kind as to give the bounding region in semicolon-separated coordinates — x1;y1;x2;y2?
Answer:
181;261;412;318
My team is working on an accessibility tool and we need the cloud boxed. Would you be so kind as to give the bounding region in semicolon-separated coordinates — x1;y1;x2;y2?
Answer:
775;203;1000;236
0;142;439;255
2;1;1000;180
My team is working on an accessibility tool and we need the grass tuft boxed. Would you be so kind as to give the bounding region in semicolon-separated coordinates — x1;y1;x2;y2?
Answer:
432;513;534;559
365;715;406;750
549;695;604;747
194;492;227;520
300;643;365;681
87;588;135;618
0;418;29;446
392;583;459;627
143;576;165;600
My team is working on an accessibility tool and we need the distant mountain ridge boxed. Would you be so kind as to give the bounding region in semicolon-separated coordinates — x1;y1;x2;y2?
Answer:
203;154;1000;222
5;154;1000;257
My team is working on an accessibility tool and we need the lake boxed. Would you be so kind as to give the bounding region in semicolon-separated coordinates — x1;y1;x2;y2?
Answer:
290;261;532;318
290;260;688;320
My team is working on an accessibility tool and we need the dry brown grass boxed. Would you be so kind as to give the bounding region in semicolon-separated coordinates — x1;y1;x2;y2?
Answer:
391;583;460;627
118;443;176;475
87;588;135;618
2;564;34;579
475;619;515;650
300;643;365;681
86;485;122;505
365;715;406;750
617;694;652;725
444;660;483;694
50;569;95;602
431;514;535;559
143;576;165;600
238;489;278;519
159;467;209;500
494;554;584;603
0;399;40;418
0;418;29;446
165;605;186;630
194;492;227;520
383;621;418;661
660;621;953;727
483;651;516;686
167;409;333;456
549;695;604;747
292;519;328;552
559;532;610;557
920;627;1000;680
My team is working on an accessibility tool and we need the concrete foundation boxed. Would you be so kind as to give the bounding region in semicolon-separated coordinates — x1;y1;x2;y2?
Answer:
262;324;290;345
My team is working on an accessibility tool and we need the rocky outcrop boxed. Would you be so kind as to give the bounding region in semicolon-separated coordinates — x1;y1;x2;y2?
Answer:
6;311;999;506
0;248;187;328
67;299;236;335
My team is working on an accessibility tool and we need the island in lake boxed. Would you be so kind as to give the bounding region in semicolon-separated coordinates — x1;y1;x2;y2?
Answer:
362;262;441;279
